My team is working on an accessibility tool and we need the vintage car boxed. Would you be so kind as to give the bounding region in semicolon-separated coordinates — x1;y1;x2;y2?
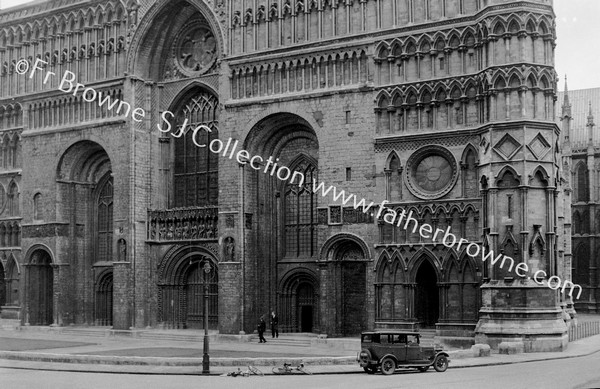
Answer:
356;330;450;375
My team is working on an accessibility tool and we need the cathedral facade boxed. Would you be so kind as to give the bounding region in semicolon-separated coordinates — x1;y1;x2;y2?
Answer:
0;0;574;351
559;86;600;314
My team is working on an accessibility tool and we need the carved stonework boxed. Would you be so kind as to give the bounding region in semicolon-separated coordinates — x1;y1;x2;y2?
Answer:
147;207;218;242
225;214;234;228
174;22;217;77
329;206;342;224
317;208;328;225
224;237;235;261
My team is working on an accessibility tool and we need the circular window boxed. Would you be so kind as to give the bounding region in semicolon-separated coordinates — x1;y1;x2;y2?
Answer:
175;26;217;76
405;146;458;199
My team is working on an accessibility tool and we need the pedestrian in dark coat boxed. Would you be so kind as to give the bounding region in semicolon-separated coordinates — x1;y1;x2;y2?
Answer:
270;311;279;338
258;316;267;343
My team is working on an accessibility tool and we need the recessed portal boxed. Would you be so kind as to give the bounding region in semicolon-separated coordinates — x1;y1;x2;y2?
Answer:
415;259;439;327
297;282;314;332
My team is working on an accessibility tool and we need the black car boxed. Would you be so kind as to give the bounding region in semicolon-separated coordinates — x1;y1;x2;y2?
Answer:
357;330;450;375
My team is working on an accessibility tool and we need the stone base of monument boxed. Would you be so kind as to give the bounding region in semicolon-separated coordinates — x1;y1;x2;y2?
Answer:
474;279;569;353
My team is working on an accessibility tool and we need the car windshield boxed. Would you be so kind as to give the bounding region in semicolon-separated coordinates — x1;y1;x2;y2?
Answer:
362;334;381;343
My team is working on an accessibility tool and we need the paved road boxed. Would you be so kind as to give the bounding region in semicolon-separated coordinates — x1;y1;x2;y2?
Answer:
3;351;600;389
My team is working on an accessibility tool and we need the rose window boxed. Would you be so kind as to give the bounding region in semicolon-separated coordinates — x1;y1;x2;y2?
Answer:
405;146;458;199
176;27;217;75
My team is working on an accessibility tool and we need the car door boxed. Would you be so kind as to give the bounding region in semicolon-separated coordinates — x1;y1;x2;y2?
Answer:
390;334;407;362
405;335;423;362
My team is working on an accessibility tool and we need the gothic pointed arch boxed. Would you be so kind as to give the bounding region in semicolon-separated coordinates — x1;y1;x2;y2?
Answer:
574;161;589;202
127;0;225;80
164;86;220;208
95;269;113;326
461;144;479;197
385;151;403;202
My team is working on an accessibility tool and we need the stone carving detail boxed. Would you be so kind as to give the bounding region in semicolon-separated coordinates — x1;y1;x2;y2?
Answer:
225;214;235;228
176;26;217;75
317;208;328;225
224;237;235;261
329;206;342;224
117;238;127;261
147;207;218;242
23;223;66;239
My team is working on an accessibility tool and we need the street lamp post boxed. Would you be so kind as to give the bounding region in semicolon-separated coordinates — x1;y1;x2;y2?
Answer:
202;261;211;374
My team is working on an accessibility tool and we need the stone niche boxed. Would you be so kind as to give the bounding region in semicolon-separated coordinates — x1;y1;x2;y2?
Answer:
474;279;568;352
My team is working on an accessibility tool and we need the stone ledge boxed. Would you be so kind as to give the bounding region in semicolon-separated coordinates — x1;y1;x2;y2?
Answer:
499;341;524;355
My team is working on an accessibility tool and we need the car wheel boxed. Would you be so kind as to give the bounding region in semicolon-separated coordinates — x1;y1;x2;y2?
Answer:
363;366;377;374
418;366;429;372
380;357;396;375
433;355;448;372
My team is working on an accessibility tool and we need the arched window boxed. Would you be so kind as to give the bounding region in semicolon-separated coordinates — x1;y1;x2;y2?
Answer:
97;174;113;262
576;163;589;202
573;244;590;286
173;91;219;208
7;181;18;216
284;157;317;258
386;153;402;202
5;255;19;306
33;193;42;221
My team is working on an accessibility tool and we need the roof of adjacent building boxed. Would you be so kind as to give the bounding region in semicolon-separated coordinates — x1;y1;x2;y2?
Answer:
557;87;600;149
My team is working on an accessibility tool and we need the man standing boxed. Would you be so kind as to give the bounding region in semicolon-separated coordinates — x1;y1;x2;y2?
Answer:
258;316;267;343
270;311;279;338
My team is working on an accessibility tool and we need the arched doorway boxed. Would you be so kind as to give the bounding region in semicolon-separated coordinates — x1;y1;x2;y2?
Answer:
157;249;219;330
297;282;315;332
0;261;5;308
95;271;113;326
320;235;370;336
341;260;367;336
279;270;319;333
415;259;438;327
27;250;53;325
185;260;219;329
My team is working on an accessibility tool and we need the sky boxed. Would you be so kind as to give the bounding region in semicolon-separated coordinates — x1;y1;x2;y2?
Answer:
0;0;598;91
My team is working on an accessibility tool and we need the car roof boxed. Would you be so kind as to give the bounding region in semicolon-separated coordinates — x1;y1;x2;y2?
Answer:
361;331;421;336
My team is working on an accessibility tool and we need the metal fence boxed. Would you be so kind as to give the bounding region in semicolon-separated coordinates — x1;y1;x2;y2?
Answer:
568;321;600;342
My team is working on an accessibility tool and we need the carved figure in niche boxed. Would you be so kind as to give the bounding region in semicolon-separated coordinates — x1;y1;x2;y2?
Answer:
224;237;235;261
177;27;217;72
117;37;125;52
167;222;174;240
150;220;156;240
175;220;182;240
159;224;166;240
118;238;127;261
182;220;190;239
198;217;206;238
190;223;198;239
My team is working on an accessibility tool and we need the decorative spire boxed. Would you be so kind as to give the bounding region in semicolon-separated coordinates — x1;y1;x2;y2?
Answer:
587;101;595;127
561;75;572;119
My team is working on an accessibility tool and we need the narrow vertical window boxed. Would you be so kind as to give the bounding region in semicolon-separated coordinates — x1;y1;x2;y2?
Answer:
507;194;513;218
346;167;352;181
97;175;113;262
